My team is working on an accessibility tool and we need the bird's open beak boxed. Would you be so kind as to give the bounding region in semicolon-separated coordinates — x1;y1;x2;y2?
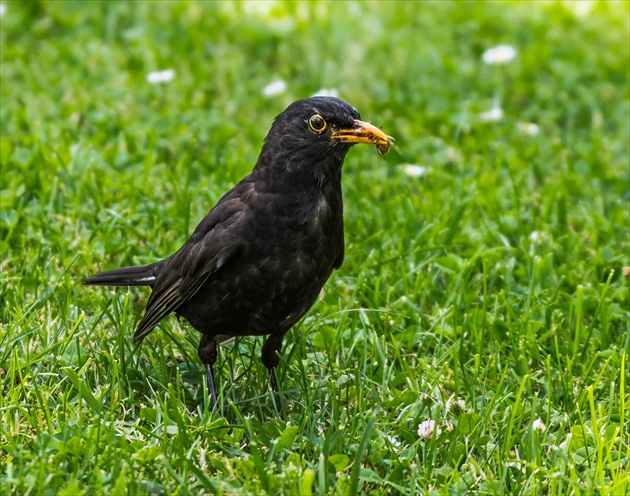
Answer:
330;119;395;154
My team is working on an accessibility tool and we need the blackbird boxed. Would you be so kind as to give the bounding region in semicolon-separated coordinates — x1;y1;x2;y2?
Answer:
85;96;394;415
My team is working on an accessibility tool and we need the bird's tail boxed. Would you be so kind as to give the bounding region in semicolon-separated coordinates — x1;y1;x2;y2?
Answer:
84;263;159;287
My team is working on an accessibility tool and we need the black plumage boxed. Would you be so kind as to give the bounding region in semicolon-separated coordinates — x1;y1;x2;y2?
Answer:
85;97;393;415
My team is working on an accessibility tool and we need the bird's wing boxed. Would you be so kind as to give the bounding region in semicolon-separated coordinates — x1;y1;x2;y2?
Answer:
132;189;249;343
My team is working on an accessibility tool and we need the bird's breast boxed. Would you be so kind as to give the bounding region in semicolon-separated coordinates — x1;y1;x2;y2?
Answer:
310;195;332;228
181;187;344;337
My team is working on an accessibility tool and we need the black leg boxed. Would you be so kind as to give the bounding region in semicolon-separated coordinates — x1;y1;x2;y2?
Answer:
198;335;218;410
262;332;285;418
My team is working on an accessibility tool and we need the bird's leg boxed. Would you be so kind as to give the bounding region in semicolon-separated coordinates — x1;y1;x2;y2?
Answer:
198;335;218;410
261;332;285;418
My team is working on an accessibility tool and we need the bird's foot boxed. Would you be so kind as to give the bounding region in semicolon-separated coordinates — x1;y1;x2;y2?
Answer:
269;368;284;419
205;363;218;411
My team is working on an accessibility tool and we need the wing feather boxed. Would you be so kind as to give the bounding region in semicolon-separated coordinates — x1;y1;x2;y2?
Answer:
133;280;184;342
131;188;251;342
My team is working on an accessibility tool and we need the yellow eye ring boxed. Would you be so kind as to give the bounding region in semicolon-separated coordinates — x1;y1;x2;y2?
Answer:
309;114;327;133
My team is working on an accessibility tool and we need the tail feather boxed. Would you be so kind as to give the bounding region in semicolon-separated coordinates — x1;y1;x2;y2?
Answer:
84;263;159;287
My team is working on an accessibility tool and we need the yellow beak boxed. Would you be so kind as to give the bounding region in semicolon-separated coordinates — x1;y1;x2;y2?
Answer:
330;119;395;154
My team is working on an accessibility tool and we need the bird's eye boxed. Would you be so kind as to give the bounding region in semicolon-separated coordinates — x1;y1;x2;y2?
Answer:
309;114;327;133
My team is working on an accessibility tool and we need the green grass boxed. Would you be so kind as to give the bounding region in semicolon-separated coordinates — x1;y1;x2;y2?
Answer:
1;1;629;494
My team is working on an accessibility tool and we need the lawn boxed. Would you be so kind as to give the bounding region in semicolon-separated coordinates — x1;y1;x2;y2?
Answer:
1;1;629;494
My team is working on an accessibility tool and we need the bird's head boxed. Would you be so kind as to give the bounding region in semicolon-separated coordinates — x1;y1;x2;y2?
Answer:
256;97;394;187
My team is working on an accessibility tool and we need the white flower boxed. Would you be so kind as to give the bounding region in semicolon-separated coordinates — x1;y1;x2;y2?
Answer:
529;231;547;245
0;4;6;16
312;88;339;98
559;433;572;450
418;419;439;440
402;164;429;177
147;69;175;84
262;79;287;97
532;418;546;433
479;106;504;122
482;45;517;65
446;397;466;416
386;435;402;449
517;122;540;136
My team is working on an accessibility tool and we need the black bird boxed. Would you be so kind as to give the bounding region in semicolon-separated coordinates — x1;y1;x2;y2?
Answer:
85;97;393;414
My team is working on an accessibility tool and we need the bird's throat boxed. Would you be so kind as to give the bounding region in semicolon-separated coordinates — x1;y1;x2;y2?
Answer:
253;151;345;194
